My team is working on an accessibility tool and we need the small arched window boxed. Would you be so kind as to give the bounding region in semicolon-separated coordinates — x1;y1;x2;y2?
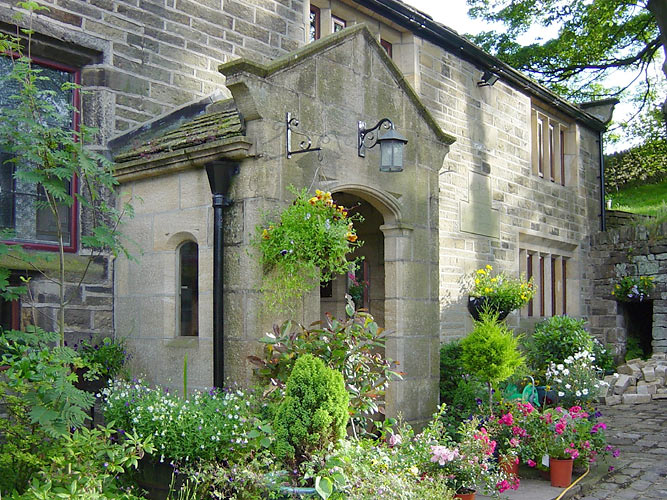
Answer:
179;241;198;336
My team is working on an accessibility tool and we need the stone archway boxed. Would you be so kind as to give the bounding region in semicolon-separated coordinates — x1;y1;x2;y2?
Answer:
320;193;386;328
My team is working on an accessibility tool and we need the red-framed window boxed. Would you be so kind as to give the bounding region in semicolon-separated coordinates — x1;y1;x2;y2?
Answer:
332;15;346;33
380;39;393;58
309;5;321;42
0;53;80;252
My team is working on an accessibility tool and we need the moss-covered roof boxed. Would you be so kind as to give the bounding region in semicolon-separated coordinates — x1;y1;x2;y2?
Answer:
113;99;245;164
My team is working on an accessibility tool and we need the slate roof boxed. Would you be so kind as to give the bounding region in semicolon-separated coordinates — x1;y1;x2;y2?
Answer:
112;98;244;164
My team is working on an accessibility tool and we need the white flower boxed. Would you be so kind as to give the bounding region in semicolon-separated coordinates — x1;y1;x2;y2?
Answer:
582;388;589;395
558;391;565;397
562;368;570;376
557;364;565;371
575;390;582;397
565;384;571;389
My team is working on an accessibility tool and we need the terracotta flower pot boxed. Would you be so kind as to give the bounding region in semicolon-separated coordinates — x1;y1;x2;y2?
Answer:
501;457;520;478
454;490;476;500
549;457;573;487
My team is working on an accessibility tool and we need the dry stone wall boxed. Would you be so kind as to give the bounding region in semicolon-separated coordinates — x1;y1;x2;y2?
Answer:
589;222;667;357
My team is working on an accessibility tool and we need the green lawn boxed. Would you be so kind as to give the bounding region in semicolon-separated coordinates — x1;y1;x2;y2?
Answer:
607;180;667;217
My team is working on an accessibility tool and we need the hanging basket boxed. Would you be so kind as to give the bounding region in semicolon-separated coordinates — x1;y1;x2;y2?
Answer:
467;296;510;321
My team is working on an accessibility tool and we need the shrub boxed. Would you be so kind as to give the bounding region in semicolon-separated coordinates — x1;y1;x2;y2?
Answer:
545;350;604;406
526;316;594;376
75;336;129;380
460;312;524;412
249;297;402;434
438;340;486;435
272;354;349;465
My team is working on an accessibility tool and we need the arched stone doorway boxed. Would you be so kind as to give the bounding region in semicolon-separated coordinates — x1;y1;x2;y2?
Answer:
320;193;385;328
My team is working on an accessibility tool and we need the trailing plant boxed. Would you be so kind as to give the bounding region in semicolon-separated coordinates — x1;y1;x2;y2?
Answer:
102;379;266;465
249;296;402;435
253;187;362;314
467;264;535;313
272;354;349;466
460;312;524;413
612;275;655;302
0;4;135;346
525;316;595;377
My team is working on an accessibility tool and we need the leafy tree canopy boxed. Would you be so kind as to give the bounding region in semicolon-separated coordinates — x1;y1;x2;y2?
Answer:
466;0;666;104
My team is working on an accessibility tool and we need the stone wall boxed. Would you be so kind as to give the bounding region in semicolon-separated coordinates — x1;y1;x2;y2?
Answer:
414;37;603;339
589;222;667;356
0;0;306;137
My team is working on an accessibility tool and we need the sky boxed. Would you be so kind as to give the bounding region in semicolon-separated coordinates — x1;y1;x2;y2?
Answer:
402;0;664;152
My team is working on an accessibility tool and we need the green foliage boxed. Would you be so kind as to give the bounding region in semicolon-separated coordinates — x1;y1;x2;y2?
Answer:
438;340;486;435
272;354;349;465
7;426;153;500
253;187;362;314
592;338;616;373
468;264;535;313
460;313;524;389
0;327;94;438
606;144;667;193
625;335;650;361
466;0;662;103
249;297;402;434
525;316;595;376
76;336;129;379
612;275;655;302
102;379;265;465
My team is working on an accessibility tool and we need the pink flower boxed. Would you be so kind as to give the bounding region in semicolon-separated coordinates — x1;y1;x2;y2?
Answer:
555;422;566;435
499;413;514;426
591;422;607;434
497;480;511;493
510;438;520;448
430;445;460;465
569;405;582;415
388;433;402;447
512;426;528;437
565;447;579;459
517;402;534;415
527;459;537;468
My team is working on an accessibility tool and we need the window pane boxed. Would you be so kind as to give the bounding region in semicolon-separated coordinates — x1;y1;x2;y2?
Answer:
0;56;74;245
309;6;320;42
333;16;346;32
179;242;199;337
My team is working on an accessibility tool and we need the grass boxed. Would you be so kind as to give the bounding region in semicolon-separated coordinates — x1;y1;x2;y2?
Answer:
607;180;667;217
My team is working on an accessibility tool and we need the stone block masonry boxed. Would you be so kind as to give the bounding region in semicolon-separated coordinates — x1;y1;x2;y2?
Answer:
600;354;667;405
588;222;667;357
0;0;306;137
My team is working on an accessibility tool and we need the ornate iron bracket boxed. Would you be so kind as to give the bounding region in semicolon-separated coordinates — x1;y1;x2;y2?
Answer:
358;118;393;157
286;112;322;158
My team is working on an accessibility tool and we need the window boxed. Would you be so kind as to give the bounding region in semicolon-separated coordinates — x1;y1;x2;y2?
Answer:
309;5;320;42
0;55;79;250
380;39;393;58
521;248;570;317
179;241;199;336
332;15;346;33
532;107;569;186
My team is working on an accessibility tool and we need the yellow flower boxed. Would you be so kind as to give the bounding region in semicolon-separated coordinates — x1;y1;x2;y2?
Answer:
475;278;480;285
486;264;493;270
490;277;497;283
611;290;615;296
262;229;270;240
346;232;358;242
309;196;318;205
484;287;492;293
476;269;486;275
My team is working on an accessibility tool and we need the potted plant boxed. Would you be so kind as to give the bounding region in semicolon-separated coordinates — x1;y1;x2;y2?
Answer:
467;265;535;320
254;188;362;314
612;275;655;302
545;350;604;406
73;336;129;393
518;405;616;488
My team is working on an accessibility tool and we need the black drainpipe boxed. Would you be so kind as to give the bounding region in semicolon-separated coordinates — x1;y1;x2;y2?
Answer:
598;131;606;232
205;160;239;388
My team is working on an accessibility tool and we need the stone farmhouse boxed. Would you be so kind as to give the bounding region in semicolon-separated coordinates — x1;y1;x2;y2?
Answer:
0;0;621;425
